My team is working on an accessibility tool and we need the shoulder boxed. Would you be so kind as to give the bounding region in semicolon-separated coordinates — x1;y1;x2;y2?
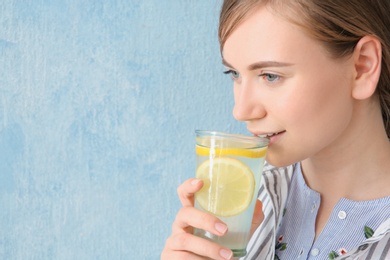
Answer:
258;162;296;210
244;163;298;260
261;162;298;237
262;162;296;192
263;162;296;176
259;162;298;231
261;161;297;195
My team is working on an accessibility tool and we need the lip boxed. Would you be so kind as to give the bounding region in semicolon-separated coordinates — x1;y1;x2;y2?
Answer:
254;130;286;145
267;131;285;144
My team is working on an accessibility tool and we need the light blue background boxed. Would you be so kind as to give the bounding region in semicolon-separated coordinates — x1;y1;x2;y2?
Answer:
0;1;246;259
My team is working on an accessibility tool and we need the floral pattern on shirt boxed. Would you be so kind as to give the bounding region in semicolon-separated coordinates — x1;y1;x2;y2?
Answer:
275;207;376;260
274;209;287;260
274;234;287;260
328;226;374;259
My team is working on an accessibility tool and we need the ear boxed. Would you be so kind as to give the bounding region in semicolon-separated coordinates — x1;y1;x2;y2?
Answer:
352;35;382;100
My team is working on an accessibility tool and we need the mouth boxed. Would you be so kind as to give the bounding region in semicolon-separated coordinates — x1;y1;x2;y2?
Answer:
257;130;286;139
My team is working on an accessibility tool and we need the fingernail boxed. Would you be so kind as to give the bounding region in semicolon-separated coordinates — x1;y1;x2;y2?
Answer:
220;249;233;260
215;223;228;234
191;179;200;185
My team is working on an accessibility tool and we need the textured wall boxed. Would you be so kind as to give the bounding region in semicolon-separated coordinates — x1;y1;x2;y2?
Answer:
0;1;246;259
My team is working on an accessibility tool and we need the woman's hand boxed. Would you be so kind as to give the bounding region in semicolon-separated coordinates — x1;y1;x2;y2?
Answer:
161;178;233;259
161;178;264;260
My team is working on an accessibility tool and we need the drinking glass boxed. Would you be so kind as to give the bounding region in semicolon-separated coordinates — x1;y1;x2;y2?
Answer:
194;130;269;257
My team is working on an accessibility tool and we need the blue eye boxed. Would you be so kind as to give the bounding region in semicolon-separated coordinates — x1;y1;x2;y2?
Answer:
260;73;280;82
223;70;240;79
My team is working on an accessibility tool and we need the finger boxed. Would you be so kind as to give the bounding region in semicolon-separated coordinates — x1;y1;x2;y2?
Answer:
250;200;264;236
173;207;228;237
166;232;233;260
177;178;204;207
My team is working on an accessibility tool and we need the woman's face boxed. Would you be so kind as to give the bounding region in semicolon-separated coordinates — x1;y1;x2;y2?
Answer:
222;6;356;166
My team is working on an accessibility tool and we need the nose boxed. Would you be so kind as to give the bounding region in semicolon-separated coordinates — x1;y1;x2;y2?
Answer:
232;82;266;121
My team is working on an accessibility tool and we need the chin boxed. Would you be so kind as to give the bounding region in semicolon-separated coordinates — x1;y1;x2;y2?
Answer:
265;153;298;168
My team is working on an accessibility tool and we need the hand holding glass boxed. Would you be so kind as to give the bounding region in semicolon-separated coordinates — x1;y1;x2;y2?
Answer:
194;130;269;257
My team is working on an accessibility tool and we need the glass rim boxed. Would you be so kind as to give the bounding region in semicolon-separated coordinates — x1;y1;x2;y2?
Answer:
195;130;269;146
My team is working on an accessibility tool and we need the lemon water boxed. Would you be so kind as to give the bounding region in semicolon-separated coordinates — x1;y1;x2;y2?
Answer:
194;151;266;257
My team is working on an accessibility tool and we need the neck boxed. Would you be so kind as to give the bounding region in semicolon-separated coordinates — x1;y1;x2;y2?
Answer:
301;99;390;201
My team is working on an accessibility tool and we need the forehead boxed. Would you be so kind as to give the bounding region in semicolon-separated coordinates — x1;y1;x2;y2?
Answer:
222;6;318;67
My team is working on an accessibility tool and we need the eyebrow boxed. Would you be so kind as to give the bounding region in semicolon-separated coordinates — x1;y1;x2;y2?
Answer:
222;59;293;70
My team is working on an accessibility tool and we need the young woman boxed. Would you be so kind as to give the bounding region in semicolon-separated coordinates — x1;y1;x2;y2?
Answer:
162;0;390;259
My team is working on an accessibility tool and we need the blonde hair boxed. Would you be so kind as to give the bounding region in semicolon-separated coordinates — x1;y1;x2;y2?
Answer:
219;0;390;138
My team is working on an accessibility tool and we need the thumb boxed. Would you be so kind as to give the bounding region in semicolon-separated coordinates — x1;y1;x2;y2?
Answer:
250;200;264;237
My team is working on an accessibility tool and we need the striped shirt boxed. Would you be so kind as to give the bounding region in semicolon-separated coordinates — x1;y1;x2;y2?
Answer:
242;163;390;260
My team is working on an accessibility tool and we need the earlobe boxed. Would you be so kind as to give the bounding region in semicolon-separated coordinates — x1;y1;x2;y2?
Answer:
352;35;382;100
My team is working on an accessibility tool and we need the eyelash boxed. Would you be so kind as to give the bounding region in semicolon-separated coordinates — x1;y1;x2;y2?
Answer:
259;73;280;82
223;70;281;83
223;70;240;79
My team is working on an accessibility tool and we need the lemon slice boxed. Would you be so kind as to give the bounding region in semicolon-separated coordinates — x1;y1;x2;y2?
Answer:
196;146;267;158
195;157;255;217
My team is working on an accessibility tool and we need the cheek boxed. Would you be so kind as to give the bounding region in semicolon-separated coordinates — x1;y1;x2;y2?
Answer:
275;74;354;159
286;71;353;126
